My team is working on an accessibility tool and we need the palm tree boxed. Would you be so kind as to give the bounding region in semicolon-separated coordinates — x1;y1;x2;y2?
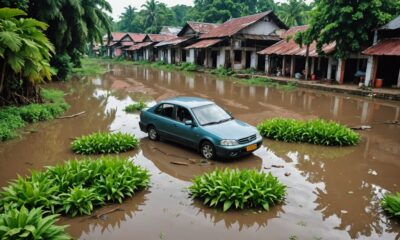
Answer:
0;8;55;103
142;0;160;33
120;5;136;32
277;0;307;26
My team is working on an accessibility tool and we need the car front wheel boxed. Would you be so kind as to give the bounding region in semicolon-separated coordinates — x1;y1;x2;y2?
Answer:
148;125;159;141
201;141;215;160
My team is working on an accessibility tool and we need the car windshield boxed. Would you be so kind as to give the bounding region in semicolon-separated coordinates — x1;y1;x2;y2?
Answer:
192;104;232;126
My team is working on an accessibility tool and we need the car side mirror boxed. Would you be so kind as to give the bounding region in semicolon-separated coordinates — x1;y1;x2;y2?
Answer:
185;120;193;126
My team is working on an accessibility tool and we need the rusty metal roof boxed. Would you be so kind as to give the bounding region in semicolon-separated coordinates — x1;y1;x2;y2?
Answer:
200;11;287;39
258;25;336;57
362;38;400;56
146;34;176;42
110;32;126;41
127;33;146;43
154;36;193;48
185;39;223;49
126;42;153;51
121;42;134;47
177;21;220;36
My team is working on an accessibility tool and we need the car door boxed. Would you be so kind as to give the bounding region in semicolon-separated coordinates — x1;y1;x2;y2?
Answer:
153;103;177;140
173;105;200;148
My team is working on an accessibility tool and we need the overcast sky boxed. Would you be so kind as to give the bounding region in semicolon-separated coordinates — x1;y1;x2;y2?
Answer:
108;0;304;20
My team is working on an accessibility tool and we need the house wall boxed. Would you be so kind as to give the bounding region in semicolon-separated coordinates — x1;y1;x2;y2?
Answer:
217;48;225;67
167;48;172;64
188;49;195;63
240;19;280;35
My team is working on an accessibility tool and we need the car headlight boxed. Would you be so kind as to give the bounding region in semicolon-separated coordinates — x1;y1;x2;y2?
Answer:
256;132;262;139
220;139;239;146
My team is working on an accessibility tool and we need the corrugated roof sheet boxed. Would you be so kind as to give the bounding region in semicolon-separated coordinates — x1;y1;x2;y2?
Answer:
121;42;134;46
110;32;127;41
128;33;146;43
185;39;223;49
146;34;176;42
258;25;336;57
154;36;192;47
200;11;286;39
379;16;400;30
187;21;220;34
126;42;153;51
362;38;400;56
160;26;182;35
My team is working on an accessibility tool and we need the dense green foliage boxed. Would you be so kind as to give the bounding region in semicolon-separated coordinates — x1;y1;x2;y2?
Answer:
124;101;147;112
381;192;400;218
0;206;70;240
0;8;54;104
71;132;139;154
189;169;286;212
210;67;235;76
0;89;69;141
301;0;400;59
0;157;150;216
257;118;360;146
241;77;297;90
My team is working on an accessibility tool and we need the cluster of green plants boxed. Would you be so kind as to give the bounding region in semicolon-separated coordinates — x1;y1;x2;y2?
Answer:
257;118;360;146
236;68;257;75
0;157;150;217
176;62;198;72
71;57;108;76
189;169;286;212
0;89;69;141
240;77;296;90
381;192;400;218
124;101;147;112
71;132;139;154
210;67;235;76
0;206;70;240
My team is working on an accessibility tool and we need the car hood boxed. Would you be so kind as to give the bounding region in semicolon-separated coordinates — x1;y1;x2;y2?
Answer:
202;119;258;140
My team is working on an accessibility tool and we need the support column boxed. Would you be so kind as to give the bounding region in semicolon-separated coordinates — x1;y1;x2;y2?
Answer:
265;55;271;75
317;57;321;71
167;48;172;64
290;56;295;78
311;57;315;75
397;67;400;88
204;49;208;67
327;57;333;80
335;59;345;84
282;56;286;76
365;56;378;87
253;51;258;69
241;50;246;70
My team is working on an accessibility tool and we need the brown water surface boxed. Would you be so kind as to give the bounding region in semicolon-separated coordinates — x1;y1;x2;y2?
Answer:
1;64;399;240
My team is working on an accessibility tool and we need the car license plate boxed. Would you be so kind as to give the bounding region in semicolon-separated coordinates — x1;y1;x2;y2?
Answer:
246;144;257;152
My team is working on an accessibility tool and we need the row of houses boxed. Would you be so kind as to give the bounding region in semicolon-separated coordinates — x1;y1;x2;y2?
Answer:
100;12;400;89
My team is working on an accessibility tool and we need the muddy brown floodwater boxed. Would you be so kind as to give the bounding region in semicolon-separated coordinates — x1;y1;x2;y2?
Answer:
1;64;400;240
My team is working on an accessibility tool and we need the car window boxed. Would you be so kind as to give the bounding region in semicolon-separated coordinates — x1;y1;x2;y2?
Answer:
192;104;231;126
176;106;193;123
155;103;174;119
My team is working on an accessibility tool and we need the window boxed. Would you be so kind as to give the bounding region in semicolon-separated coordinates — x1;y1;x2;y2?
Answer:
155;104;174;119
176;106;193;123
234;50;242;62
192;104;232;126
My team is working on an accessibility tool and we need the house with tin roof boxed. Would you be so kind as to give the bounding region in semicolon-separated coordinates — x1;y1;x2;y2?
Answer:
126;34;176;61
184;11;287;70
106;32;146;58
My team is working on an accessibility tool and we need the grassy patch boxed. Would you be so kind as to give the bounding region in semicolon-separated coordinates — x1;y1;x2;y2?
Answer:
381;192;400;218
0;89;69;141
0;157;150;217
124;101;147;112
71;57;108;76
210;67;235;76
0;206;70;240
189;169;286;212
239;77;296;90
257;118;360;146
71;132;139;154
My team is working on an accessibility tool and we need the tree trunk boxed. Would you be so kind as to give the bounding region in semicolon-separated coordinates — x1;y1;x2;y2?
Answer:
0;60;6;94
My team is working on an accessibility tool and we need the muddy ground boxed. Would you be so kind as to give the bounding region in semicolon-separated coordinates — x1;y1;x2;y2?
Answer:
0;64;399;239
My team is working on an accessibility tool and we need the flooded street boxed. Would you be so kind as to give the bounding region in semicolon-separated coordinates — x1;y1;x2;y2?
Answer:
1;64;399;239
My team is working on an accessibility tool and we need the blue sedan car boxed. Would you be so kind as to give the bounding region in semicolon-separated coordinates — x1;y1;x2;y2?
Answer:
139;97;263;159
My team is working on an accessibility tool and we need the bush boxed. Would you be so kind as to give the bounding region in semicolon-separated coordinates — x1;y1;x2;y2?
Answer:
0;157;150;217
210;67;234;76
177;62;197;72
381;192;400;218
124;101;147;112
71;132;139;154
0;206;70;240
189;169;286;212
52;53;72;80
257;118;360;146
0;89;69;141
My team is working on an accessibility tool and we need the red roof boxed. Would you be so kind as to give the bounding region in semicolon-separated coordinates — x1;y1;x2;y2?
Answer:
110;32;127;41
121;42;134;46
362;38;400;56
126;42;153;51
187;22;220;34
200;11;286;39
146;34;176;42
185;39;223;49
258;25;336;57
128;33;146;43
154;36;192;47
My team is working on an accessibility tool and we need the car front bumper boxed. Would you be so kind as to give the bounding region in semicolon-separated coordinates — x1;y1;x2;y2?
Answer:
215;137;263;158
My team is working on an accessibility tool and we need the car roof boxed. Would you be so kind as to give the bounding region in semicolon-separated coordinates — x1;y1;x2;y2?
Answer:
161;97;214;109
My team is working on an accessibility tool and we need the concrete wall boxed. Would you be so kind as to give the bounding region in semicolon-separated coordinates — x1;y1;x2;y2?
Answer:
217;48;225;67
240;19;280;35
167;48;172;64
188;49;195;63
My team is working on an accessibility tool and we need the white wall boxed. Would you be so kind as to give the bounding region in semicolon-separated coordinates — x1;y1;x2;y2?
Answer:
250;51;257;68
240;19;280;35
167;48;172;64
188;49;195;63
217;48;225;67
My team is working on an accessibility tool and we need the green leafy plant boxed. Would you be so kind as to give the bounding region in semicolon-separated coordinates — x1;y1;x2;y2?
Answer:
381;192;400;218
189;169;286;212
177;62;197;72
210;67;234;76
257;118;360;146
124;101;147;112
0;206;70;240
71;132;139;154
0;157;150;217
